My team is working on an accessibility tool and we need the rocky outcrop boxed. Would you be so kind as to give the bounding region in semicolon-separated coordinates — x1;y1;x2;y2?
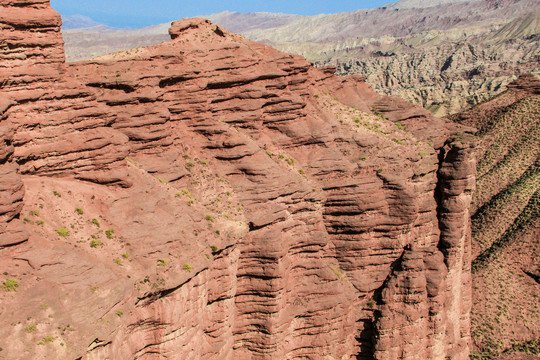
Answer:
0;97;27;247
0;3;476;359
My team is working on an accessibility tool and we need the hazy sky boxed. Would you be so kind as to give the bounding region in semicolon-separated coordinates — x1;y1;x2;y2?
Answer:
50;0;393;28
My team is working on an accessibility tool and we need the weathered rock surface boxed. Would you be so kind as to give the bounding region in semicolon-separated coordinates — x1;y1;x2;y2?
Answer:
0;2;476;359
60;0;540;119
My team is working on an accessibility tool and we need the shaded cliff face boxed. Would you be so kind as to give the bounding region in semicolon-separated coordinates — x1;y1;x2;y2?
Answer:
0;2;475;359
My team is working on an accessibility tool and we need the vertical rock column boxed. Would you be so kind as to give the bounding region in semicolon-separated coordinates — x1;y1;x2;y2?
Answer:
0;0;64;248
0;97;27;247
371;139;475;360
436;140;476;358
0;0;65;96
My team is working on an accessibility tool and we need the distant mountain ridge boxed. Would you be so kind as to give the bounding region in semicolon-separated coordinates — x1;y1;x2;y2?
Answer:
61;0;540;117
388;0;481;8
61;14;102;30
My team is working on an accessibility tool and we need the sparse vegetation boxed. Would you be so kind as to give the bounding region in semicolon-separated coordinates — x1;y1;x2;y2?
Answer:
75;207;84;215
1;279;19;292
157;259;168;267
105;229;114;239
210;245;218;253
90;239;102;248
52;190;61;197
91;218;100;227
328;265;344;281
38;336;54;345
25;324;36;333
55;227;70;237
183;263;192;272
205;215;213;222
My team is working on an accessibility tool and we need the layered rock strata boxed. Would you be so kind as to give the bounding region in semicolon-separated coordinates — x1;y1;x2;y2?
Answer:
0;2;476;359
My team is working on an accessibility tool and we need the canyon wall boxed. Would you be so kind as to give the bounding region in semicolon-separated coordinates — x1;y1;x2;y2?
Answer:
0;1;476;359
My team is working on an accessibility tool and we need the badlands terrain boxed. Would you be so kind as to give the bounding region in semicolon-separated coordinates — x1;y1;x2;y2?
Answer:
0;0;538;359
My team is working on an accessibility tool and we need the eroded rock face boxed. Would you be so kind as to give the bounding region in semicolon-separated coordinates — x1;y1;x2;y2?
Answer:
0;3;476;359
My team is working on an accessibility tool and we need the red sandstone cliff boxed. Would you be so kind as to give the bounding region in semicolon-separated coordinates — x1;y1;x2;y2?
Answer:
0;1;476;359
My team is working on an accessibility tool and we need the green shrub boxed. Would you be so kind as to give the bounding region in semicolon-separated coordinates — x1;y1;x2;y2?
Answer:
183;263;192;272
55;227;70;237
1;279;19;292
116;310;123;317
113;258;122;265
29;210;40;216
368;300;376;308
395;122;404;130
392;138;403;145
298;169;305;175
210;245;218;253
26;324;36;333
75;208;84;215
52;191;61;197
205;215;213;222
157;259;168;267
122;253;129;259
105;229;114;239
91;218;100;227
90;240;102;248
39;336;54;345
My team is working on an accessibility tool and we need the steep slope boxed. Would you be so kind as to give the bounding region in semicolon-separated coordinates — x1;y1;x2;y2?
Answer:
450;75;540;359
1;1;476;359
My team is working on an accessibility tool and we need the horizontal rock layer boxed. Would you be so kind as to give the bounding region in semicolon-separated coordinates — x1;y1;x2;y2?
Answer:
0;3;476;359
